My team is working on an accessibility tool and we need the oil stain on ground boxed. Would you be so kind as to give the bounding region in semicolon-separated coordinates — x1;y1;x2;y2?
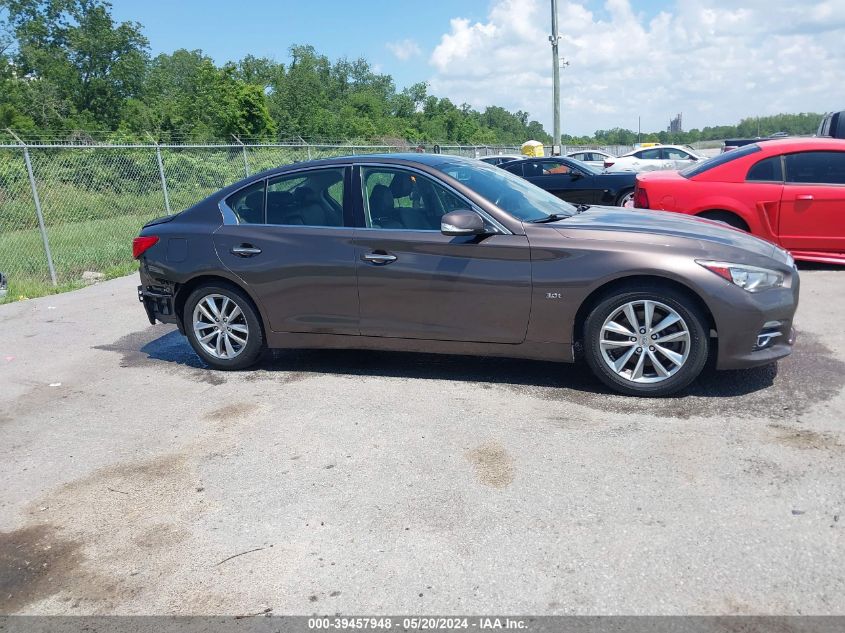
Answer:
768;424;843;451
0;524;83;613
96;327;314;386
513;331;845;420
466;441;515;488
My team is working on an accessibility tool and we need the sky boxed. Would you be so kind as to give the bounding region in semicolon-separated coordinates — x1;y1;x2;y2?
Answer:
109;0;845;136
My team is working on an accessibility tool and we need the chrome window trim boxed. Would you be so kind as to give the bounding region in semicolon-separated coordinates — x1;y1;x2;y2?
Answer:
358;162;512;235
218;164;353;227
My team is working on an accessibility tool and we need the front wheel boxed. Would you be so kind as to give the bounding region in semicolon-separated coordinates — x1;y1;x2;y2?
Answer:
184;283;265;370
583;288;709;396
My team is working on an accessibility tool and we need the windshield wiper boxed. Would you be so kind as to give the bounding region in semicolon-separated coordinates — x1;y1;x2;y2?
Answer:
531;213;571;223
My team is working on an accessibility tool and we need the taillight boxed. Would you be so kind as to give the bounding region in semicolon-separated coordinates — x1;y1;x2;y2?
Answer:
604;160;615;168
633;186;649;209
133;235;159;259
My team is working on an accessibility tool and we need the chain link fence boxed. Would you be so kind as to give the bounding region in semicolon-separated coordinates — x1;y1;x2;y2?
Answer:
0;140;628;302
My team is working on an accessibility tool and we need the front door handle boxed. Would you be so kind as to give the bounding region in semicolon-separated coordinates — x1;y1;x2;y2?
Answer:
231;244;262;257
796;194;814;201
362;252;397;265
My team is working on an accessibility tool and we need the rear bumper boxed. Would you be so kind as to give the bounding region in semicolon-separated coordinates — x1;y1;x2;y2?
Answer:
137;284;177;326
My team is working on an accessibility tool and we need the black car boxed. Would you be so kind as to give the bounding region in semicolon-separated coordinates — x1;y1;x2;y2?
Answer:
503;156;637;206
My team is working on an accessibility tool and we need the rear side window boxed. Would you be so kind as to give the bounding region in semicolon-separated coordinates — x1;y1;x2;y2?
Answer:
266;168;345;226
746;156;783;182
680;143;761;178
226;181;265;224
784;151;845;185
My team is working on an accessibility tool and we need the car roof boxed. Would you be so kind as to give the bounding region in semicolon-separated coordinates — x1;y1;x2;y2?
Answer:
753;136;845;151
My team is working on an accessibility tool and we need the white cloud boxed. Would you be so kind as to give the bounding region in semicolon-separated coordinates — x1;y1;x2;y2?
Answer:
386;38;422;61
428;0;845;136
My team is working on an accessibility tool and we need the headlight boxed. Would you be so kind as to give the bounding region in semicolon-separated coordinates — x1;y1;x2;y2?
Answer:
697;260;785;292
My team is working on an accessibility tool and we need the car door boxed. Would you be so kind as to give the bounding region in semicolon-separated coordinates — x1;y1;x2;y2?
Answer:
779;150;845;252
353;165;531;343
212;166;360;335
523;159;594;204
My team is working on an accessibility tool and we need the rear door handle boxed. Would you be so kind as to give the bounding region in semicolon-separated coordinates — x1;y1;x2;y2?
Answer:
362;252;397;265
796;194;814;201
231;244;262;257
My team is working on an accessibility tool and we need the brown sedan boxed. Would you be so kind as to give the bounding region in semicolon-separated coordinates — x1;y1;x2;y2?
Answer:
134;154;799;396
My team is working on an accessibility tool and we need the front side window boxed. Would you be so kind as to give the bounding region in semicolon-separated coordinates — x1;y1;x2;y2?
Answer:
226;181;265;224
746;156;783;182
541;160;571;175
664;148;692;160
784;151;845;185
266;168;345;226
361;167;467;230
637;148;661;160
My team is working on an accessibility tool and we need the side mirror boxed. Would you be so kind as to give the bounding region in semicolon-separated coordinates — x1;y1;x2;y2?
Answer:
570;171;583;180
441;210;487;236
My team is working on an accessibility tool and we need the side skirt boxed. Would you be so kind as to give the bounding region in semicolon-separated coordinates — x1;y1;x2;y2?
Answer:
264;331;574;363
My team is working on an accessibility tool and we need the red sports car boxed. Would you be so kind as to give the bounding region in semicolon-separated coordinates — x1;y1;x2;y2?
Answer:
634;137;845;264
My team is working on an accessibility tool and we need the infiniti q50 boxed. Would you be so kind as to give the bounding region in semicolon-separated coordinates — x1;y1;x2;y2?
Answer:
134;154;798;396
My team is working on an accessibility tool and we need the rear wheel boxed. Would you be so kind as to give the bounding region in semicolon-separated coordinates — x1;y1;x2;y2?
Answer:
184;283;265;370
698;210;749;231
616;189;635;207
583;287;709;396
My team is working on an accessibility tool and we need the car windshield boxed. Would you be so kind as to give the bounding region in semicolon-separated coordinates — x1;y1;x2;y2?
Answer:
679;144;761;178
433;159;576;221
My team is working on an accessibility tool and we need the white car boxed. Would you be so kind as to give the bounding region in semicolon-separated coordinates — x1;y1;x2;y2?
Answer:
565;149;615;169
603;145;704;173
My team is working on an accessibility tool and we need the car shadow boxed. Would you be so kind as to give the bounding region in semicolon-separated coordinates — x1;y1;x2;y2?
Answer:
797;262;843;271
137;328;777;399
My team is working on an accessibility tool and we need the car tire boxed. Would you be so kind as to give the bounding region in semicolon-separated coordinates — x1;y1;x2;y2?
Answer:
183;282;265;370
583;286;709;397
698;211;749;232
616;189;635;207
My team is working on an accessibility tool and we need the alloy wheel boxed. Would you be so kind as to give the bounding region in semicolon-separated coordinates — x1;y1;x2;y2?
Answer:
192;294;249;360
599;299;690;384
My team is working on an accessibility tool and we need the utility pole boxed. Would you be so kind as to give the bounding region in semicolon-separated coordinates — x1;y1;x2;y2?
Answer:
550;0;561;153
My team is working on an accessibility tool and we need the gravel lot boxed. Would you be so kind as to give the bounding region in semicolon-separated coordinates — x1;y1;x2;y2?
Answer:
1;269;843;615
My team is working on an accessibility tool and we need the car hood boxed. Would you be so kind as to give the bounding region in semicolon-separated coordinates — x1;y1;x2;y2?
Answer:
545;206;777;258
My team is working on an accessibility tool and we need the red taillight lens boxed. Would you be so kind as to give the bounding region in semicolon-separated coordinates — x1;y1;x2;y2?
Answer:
633;186;650;209
604;160;614;168
133;235;159;259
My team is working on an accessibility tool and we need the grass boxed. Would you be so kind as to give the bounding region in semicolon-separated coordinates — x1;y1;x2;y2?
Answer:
0;213;154;303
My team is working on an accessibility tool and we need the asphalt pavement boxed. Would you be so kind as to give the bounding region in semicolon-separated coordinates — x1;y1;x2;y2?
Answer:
1;269;843;615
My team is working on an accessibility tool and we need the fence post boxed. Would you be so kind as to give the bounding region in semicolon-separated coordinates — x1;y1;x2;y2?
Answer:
155;146;171;214
8;129;58;287
297;136;311;160
232;135;250;178
146;135;172;214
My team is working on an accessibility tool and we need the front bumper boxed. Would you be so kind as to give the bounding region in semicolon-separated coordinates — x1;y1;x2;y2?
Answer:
714;280;800;370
